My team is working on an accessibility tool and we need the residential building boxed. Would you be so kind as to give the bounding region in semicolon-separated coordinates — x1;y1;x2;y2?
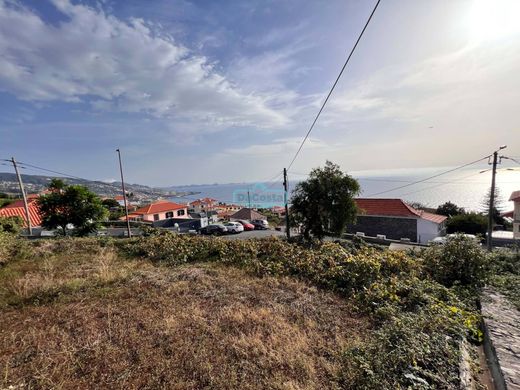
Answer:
0;194;42;227
124;200;188;222
349;198;447;244
188;197;218;213
509;190;520;239
230;208;266;221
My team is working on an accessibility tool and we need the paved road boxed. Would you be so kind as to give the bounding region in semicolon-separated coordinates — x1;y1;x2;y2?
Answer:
221;229;285;240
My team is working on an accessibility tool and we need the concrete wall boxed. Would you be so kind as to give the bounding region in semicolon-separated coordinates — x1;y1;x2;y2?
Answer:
417;218;443;244
514;200;520;239
347;215;417;242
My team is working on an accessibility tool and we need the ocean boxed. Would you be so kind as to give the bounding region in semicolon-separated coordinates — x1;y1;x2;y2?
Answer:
169;167;519;213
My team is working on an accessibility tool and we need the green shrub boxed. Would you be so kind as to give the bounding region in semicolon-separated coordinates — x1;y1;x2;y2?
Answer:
341;304;465;389
422;234;489;287
446;212;487;235
0;216;23;234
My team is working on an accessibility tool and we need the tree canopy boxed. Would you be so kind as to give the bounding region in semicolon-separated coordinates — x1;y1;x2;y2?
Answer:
37;179;107;236
290;161;360;240
436;201;465;217
446;212;487;236
480;187;505;226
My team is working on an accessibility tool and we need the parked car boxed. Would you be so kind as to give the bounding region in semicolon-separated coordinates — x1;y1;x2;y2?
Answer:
251;219;269;230
224;221;244;234
199;224;228;236
429;233;479;245
236;219;255;231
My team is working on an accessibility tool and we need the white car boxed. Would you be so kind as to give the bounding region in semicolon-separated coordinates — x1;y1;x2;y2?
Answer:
224;221;244;234
429;233;479;245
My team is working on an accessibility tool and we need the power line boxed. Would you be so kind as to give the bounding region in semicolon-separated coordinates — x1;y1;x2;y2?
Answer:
286;0;381;172
365;154;491;197
502;156;520;166
10;160;86;181
398;170;484;198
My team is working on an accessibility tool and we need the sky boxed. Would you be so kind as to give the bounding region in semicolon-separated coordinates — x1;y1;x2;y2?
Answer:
0;0;519;186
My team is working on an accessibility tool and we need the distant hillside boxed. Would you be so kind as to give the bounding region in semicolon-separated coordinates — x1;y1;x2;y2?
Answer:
0;172;177;201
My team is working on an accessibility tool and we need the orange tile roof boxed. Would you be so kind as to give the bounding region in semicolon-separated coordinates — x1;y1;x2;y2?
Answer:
189;197;217;206
355;198;446;224
133;201;187;215
419;211;447;224
0;203;42;227
355;198;421;217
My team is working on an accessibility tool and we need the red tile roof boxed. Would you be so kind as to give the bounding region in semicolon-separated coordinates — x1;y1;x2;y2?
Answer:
509;190;520;201
189;198;218;206
355;198;447;224
420;211;447;224
355;198;421;217
0;202;42;227
133;201;187;215
230;208;266;221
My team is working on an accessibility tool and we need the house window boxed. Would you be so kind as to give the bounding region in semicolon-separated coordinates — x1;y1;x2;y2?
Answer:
177;209;185;217
165;211;174;219
153;214;159;221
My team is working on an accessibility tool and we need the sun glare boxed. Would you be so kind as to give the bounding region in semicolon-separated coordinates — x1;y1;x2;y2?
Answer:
467;0;520;42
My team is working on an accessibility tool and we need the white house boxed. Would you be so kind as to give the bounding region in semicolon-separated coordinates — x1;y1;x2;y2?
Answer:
510;190;520;239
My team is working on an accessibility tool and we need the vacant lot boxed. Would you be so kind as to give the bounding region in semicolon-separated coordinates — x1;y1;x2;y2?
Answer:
0;241;367;389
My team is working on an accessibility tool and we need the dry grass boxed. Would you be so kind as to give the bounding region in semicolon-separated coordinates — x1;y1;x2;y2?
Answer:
0;245;368;389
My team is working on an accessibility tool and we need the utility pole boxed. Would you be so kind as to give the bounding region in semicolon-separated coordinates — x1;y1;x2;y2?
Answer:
247;190;251;209
487;145;507;251
283;168;290;240
116;149;132;238
11;157;32;236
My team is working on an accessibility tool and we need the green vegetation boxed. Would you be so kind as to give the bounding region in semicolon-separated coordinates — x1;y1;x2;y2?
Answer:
0;231;491;389
0;216;23;234
446;212;487;235
37;179;108;236
291;161;360;240
488;247;520;309
102;198;125;220
436;201;465;217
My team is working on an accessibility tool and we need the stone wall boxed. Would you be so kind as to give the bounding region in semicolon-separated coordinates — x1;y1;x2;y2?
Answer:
481;288;520;390
347;215;417;242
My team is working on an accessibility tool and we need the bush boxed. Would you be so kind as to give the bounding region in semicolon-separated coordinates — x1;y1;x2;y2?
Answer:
446;212;487;235
0;216;23;234
422;234;489;287
341;302;474;389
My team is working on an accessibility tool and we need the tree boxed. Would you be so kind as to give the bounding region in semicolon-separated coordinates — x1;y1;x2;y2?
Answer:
436;201;465;217
102;198;120;209
37;179;107;236
446;213;487;235
481;187;505;226
290;161;360;240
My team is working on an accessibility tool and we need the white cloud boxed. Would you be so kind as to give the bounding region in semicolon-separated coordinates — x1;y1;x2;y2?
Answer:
0;0;288;128
220;137;330;157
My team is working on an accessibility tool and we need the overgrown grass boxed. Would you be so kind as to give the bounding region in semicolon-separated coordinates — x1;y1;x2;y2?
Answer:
488;247;520;309
0;233;487;389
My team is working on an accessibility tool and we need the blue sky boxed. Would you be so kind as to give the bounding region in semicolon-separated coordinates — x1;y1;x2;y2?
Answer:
0;0;519;186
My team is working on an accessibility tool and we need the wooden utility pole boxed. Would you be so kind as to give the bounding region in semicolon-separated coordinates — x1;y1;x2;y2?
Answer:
11;157;32;236
487;145;507;251
283;168;290;240
247;190;251;208
116;149;132;238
